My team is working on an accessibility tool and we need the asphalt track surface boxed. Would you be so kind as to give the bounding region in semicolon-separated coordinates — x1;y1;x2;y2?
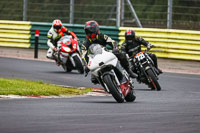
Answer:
0;57;200;133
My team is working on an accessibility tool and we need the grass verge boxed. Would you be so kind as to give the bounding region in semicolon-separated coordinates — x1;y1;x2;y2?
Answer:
0;78;92;96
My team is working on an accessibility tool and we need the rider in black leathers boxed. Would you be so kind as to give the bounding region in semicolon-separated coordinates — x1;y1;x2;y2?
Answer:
120;29;162;74
81;21;137;84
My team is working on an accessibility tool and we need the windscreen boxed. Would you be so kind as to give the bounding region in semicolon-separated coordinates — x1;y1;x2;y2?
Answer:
59;35;72;43
88;43;102;56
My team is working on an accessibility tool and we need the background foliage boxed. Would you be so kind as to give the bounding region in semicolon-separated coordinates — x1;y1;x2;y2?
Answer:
0;0;200;30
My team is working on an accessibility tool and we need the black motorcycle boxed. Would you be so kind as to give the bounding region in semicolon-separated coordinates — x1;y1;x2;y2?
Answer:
128;47;161;91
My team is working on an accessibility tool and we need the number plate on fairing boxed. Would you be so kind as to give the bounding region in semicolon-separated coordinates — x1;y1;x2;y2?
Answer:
134;51;145;61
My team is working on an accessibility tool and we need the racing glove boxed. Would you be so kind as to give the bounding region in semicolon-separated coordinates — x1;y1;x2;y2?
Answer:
147;43;152;49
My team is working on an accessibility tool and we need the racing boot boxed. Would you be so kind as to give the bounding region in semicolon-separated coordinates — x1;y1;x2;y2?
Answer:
91;74;99;84
155;67;163;75
55;59;61;66
157;68;163;74
125;66;138;79
55;60;61;66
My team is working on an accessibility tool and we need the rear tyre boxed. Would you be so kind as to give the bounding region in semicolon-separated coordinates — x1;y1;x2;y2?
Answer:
73;55;84;74
146;69;161;91
103;74;124;103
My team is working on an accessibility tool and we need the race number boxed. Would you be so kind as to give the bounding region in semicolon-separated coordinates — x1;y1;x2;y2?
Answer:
134;52;145;61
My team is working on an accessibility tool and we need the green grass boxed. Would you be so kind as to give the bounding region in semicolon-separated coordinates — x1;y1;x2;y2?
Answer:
0;78;92;96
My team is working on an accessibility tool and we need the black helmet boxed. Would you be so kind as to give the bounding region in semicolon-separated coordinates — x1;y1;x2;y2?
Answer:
84;20;99;40
125;29;135;43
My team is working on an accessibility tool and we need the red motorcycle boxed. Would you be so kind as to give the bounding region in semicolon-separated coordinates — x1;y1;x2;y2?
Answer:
53;35;84;74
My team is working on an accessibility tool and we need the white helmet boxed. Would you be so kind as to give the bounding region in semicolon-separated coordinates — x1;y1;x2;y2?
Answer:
52;19;62;32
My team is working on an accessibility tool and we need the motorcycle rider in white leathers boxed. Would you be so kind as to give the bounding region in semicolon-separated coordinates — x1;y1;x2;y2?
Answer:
46;19;78;65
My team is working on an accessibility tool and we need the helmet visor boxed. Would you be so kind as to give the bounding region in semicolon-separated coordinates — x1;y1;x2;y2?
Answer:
85;29;96;39
126;36;133;40
54;25;61;30
126;36;134;43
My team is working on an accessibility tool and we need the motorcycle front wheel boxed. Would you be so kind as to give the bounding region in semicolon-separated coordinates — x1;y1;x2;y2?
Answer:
62;64;72;72
103;74;124;103
73;55;84;74
146;69;161;91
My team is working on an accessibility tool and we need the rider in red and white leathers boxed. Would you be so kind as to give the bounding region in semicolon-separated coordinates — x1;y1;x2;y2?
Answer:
46;19;77;64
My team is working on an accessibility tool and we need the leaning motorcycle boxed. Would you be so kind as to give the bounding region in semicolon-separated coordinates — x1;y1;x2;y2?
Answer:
129;47;161;91
87;44;136;103
53;35;84;74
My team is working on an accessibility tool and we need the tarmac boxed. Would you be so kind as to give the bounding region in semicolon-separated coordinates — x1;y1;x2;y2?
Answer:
0;46;200;75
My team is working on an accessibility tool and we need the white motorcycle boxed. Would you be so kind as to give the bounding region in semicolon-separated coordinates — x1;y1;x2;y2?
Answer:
53;35;84;74
87;44;136;103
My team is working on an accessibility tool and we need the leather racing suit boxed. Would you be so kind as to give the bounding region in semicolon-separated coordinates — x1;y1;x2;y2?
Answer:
81;33;137;83
46;25;77;59
120;36;161;73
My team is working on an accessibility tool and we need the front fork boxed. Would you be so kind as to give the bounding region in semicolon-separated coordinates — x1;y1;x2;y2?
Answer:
100;70;121;93
145;54;158;79
69;52;82;67
101;70;131;97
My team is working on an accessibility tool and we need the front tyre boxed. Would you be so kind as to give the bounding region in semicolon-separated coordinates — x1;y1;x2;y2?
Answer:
146;69;161;91
103;74;124;103
73;55;84;74
62;64;72;72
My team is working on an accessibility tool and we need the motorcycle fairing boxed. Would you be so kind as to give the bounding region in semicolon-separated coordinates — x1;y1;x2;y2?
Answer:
88;50;118;73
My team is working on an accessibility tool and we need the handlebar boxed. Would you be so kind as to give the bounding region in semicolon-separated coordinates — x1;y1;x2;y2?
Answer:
145;44;156;52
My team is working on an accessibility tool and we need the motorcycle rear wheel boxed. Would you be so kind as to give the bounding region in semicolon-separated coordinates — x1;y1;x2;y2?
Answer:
103;74;124;103
146;69;161;91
